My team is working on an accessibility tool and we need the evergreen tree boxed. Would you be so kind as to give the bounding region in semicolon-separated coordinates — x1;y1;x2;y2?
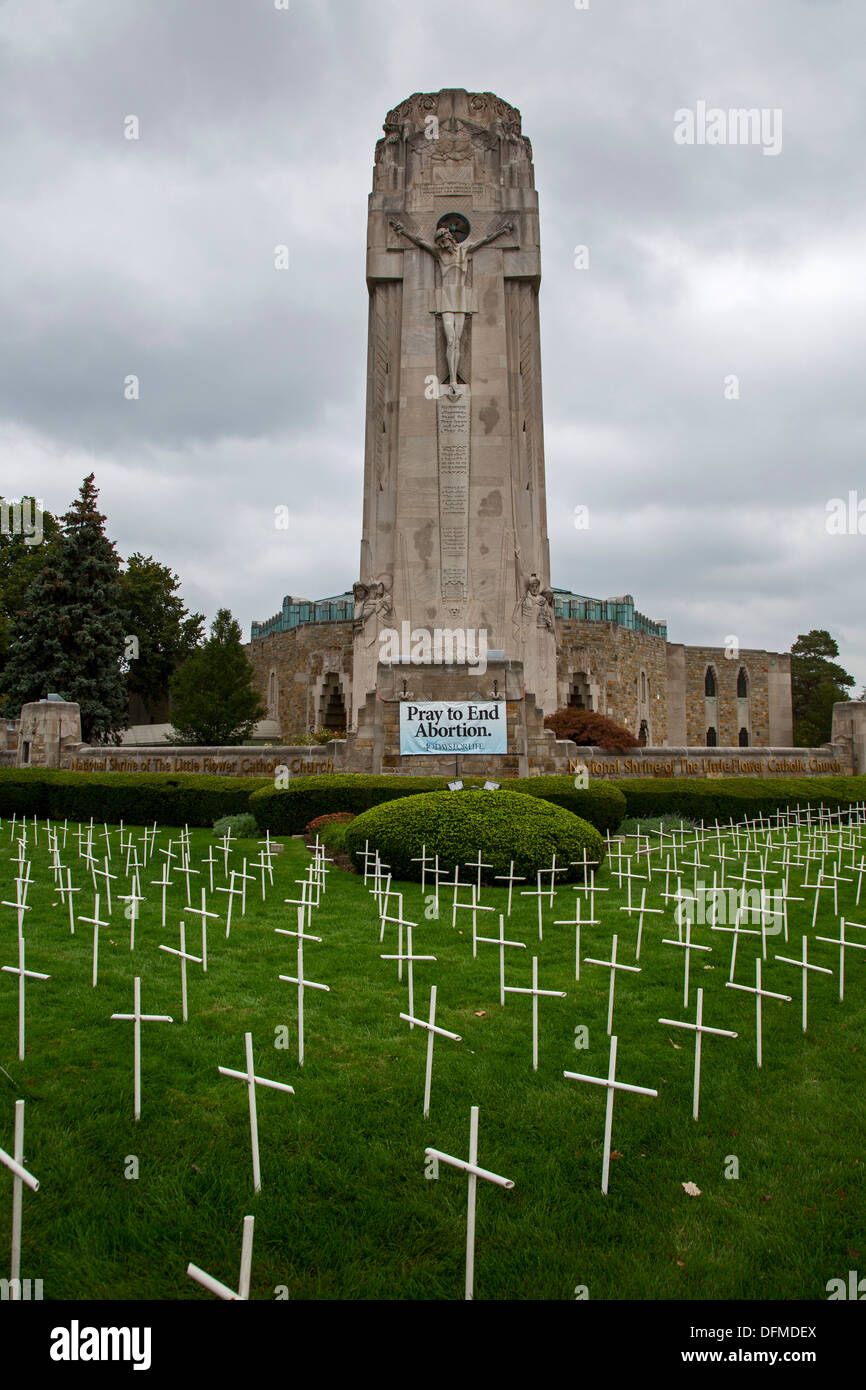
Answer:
790;629;855;746
119;553;205;713
168;609;265;745
3;475;128;742
0;498;60;693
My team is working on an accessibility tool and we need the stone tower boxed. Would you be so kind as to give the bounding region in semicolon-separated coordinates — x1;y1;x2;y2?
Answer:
352;90;556;730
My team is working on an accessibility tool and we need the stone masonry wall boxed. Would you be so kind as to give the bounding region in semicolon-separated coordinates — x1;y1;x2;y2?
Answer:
244;622;353;740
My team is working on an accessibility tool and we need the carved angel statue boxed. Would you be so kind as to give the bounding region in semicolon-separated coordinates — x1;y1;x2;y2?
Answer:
512;547;555;639
390;217;514;389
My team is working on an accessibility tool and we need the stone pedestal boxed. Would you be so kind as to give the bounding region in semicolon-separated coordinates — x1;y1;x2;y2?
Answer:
17;700;82;768
831;701;866;776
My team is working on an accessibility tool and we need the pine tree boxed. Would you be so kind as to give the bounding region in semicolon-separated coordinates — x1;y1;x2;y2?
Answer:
169;609;265;745
790;629;855;746
4;475;129;742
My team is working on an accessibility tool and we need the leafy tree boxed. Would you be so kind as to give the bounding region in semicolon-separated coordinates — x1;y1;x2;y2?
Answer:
119;553;204;712
3;475;128;742
0;498;60;690
168;609;265;745
543;706;639;751
790;629;855;746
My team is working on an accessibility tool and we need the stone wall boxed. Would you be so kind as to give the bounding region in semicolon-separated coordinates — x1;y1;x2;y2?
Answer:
680;647;791;747
65;746;342;778
244;622;353;740
557;621;669;742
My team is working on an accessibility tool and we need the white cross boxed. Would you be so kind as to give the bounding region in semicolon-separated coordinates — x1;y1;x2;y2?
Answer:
117;884;146;950
520;872;550;941
218;1033;295;1192
275;904;322;949
217;870;240;938
452;885;494;956
476;913;527;1004
278;939;330;1066
1;878;31;939
465;851;494;896
201;845;218;894
0;1100;40;1297
399;984;462;1117
555;897;599;981
712;896;762;982
94;857;117;915
774;936;833;1031
411;844;434;892
150;865;174;929
726;956;791;1067
285;876;315;931
449;866;475;929
494;860;525;917
381;925;436;1025
661;916;711;1007
217;829;235;876
186;888;220;972
188;1214;255;1301
159;921;202;1023
61;867;80;935
816;918;866;1001
564;1033;658;1195
379;895;415;969
174;857;201;908
503;956;566;1070
618;884;663;961
424;1105;514;1301
78;893;110;988
584;934;641;1035
110;977;173;1120
234;858;256;918
658;987;738;1120
250;849;273;900
1;937;50;1060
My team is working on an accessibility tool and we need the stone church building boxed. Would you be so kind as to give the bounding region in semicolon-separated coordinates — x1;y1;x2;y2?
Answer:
244;90;792;760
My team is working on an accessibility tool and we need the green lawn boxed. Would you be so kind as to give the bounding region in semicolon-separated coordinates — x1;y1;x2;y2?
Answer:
1;816;864;1301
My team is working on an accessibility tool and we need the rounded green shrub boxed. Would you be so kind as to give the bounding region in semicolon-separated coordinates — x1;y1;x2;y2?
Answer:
343;789;605;883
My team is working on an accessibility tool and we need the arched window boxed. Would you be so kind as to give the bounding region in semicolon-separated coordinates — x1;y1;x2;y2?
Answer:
739;727;749;747
706;726;718;747
704;667;716;697
737;668;748;698
640;671;647;703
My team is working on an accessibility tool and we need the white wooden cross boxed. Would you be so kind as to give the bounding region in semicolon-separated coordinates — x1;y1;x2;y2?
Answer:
449;866;475;929
381;925;436;1025
0;1099;40;1296
186;888;220;972
399;984;461;1116
78;893;110;988
712;899;761;982
188;1215;255;1300
150;864;173;929
94;857;118;916
452;885;494;956
584;934;641;1035
658;987;738;1119
726;956;791;1067
476;913;527;1004
110;977;173;1120
217;828;235;876
816;918;866;1001
424;1105;514;1300
117;884;146;951
494;860;525;917
520;871;550;941
218;1033;295;1192
775;936;833;1030
618;884;664;961
217;870;240;938
563;1034;658;1194
1;877;31;939
1;937;50;1060
285;875;315;932
555;896;599;981
661;916;711;1007
410;844;435;893
465;851;494;896
201;845;218;894
278;939;330;1066
503;956;566;1070
159;921;202;1022
174;856;201;908
60;867;80;934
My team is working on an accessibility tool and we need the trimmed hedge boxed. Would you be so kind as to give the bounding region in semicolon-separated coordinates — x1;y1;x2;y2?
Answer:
609;776;866;824
250;773;626;836
0;769;271;827
343;789;605;884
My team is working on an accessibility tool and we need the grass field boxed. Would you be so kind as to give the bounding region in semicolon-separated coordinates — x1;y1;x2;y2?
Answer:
1;814;864;1301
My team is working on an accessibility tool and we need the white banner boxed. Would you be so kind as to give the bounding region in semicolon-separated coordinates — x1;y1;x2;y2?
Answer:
399;701;507;756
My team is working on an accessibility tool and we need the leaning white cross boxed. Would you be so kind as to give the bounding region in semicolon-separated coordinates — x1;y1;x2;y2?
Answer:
217;870;241;938
110;977;173;1120
278;939;330;1066
1;937;50;1061
188;1215;255;1301
618;884;663;962
424;1105;514;1301
0;1100;40;1297
476;913;527;1004
584;934;641;1035
662;916;711;1007
78;893;111;988
399;984;462;1117
775;936;833;1031
218;1033;295;1193
503;956;566;1071
726;956;791;1067
159;921;202;1023
563;1034;658;1195
658;987;738;1120
186;888;220;972
1;879;31;940
94;857;118;916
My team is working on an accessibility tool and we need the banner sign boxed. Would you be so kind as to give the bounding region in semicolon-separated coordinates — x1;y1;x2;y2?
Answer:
399;701;507;756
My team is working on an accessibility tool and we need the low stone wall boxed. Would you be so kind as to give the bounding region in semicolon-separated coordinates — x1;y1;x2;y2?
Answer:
63;745;342;778
566;745;852;780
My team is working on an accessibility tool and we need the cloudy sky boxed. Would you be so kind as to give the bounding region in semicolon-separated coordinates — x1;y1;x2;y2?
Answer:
1;0;864;687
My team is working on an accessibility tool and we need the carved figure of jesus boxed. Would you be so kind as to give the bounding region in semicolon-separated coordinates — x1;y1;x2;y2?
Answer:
390;218;513;388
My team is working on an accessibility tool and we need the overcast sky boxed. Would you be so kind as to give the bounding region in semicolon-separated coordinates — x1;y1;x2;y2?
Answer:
1;0;864;688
